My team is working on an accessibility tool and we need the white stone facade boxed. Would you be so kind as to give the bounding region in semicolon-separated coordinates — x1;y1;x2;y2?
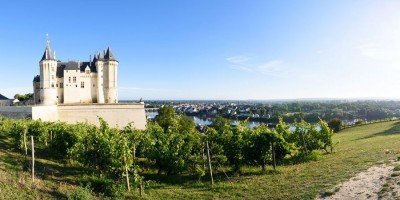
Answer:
33;36;118;105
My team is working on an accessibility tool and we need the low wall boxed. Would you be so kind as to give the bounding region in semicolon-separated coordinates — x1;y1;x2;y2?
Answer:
0;103;146;130
0;106;32;119
32;105;58;122
57;103;146;129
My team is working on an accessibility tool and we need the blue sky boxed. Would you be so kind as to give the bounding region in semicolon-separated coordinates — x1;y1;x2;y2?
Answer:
1;0;400;100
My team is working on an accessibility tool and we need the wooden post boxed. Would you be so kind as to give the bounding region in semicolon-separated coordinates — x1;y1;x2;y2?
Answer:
271;141;276;170
24;129;28;156
202;142;206;170
124;154;130;192
139;181;143;196
206;140;214;186
31;135;35;183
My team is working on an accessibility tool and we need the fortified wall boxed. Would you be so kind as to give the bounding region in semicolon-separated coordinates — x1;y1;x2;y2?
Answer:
0;103;146;130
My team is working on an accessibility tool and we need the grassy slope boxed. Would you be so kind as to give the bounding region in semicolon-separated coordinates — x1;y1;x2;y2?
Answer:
143;121;400;200
0;135;86;199
1;121;400;199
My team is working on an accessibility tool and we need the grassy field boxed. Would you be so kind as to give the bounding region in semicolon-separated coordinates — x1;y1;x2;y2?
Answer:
1;120;400;199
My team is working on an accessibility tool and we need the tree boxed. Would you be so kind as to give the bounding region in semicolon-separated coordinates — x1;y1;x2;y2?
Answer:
14;93;34;101
155;105;175;132
318;118;334;153
146;115;202;175
328;118;342;133
244;125;290;172
210;115;230;133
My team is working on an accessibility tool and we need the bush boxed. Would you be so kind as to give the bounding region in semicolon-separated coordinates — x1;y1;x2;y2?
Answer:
289;151;323;164
68;186;93;200
87;176;125;197
328;118;342;133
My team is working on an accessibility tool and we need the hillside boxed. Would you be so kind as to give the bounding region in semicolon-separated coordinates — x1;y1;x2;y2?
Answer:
0;121;400;199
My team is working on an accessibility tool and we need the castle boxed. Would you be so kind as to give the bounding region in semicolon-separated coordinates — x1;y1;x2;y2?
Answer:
33;35;118;105
0;35;147;129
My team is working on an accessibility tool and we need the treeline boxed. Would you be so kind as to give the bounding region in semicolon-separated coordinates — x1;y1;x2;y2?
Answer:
0;107;334;198
147;100;400;123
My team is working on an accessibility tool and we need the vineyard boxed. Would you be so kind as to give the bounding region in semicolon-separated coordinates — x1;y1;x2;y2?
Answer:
0;106;399;199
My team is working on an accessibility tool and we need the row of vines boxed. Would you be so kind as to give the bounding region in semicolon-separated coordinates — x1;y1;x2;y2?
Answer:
0;106;334;197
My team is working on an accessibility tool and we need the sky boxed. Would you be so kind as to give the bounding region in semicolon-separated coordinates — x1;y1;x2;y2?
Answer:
1;0;400;100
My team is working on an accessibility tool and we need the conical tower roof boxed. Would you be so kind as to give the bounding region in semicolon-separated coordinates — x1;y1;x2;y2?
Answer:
40;34;56;61
104;47;117;61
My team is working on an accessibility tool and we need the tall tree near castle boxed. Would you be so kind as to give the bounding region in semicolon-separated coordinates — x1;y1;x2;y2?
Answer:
14;93;33;101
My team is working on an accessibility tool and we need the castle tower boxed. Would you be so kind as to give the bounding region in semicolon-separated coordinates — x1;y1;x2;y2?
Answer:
95;52;105;103
39;34;58;105
103;47;118;103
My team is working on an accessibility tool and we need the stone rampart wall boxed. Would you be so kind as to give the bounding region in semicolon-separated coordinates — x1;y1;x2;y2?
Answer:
0;107;32;119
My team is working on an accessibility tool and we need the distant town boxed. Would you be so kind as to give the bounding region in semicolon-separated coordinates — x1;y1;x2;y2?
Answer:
141;99;400;125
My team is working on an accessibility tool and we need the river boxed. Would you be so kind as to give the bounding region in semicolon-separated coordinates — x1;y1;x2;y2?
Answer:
146;112;323;131
146;111;263;129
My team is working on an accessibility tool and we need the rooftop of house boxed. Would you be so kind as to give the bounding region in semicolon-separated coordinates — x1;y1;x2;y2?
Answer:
0;94;9;100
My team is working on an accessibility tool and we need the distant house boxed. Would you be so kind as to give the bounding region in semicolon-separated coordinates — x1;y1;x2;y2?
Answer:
12;99;20;105
0;94;11;107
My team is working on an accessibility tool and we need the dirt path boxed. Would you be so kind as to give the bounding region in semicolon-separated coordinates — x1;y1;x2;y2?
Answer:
316;162;400;200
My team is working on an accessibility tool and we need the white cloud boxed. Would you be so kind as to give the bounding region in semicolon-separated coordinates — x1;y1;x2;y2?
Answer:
226;55;291;77
225;55;252;64
257;60;284;74
358;43;385;59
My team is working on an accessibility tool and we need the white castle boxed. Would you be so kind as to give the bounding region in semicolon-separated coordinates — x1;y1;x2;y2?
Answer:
0;35;148;130
33;35;118;105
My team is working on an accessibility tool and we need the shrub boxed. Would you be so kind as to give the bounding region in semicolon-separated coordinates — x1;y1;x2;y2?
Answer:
68;185;93;200
87;176;125;197
328;118;342;133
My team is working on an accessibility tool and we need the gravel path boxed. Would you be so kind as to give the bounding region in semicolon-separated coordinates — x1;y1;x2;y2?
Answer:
316;163;398;200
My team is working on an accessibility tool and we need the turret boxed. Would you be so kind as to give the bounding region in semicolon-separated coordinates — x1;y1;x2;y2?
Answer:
39;34;58;105
103;47;118;103
95;47;118;104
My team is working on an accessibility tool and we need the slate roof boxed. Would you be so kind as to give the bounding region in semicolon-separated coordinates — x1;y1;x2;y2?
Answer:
56;61;97;78
104;47;117;61
33;75;40;82
40;47;56;61
54;47;118;78
0;94;9;100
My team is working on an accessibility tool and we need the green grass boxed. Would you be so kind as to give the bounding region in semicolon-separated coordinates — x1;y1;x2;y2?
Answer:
1;121;400;199
142;121;400;199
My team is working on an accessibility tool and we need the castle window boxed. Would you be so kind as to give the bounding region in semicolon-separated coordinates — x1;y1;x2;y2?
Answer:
52;75;54;80
51;83;54;88
51;67;54;72
81;82;84;88
68;77;71;83
60;83;63;88
56;83;58;87
73;76;76;83
93;84;95;87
